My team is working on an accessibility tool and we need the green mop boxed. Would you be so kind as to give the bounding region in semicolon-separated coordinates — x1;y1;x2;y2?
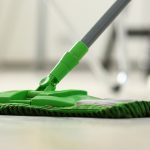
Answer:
1;0;148;118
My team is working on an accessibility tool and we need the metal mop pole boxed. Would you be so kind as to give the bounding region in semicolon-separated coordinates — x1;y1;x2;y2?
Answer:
81;0;131;48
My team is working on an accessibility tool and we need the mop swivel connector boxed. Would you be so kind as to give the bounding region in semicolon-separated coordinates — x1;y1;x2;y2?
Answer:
36;75;57;91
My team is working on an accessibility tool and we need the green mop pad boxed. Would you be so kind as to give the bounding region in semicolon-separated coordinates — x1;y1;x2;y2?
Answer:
0;0;145;118
0;97;149;118
0;89;149;118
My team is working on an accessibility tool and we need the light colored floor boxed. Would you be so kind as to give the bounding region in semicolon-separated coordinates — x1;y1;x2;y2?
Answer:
0;116;150;150
0;70;150;150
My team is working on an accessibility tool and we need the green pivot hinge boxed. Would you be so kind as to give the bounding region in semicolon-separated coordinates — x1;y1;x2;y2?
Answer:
37;41;88;91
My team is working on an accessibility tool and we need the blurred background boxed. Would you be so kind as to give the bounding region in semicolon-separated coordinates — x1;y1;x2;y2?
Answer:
0;0;150;99
1;1;150;150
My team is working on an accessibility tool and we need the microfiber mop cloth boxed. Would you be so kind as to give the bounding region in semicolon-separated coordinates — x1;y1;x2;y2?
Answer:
0;89;149;118
0;0;146;119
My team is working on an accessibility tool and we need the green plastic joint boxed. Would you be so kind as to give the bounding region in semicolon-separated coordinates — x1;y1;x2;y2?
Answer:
37;41;88;91
36;75;57;91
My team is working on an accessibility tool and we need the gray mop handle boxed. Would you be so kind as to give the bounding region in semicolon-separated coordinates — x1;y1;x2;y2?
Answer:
81;0;131;47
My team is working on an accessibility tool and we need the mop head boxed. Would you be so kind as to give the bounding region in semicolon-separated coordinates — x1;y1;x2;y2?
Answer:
0;89;149;118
